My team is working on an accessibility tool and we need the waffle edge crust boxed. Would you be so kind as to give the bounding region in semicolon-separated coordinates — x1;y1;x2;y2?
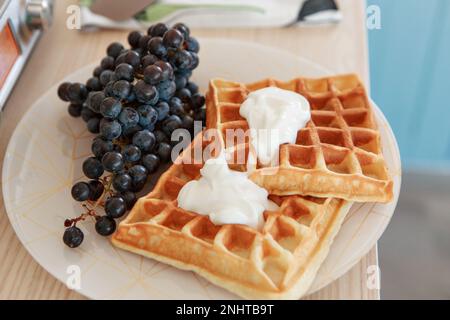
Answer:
112;133;353;299
206;75;393;203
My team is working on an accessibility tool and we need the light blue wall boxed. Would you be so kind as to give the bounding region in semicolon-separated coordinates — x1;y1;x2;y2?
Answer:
367;0;450;169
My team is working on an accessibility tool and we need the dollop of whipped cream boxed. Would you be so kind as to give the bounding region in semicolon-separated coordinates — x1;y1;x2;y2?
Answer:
240;87;311;165
177;152;278;230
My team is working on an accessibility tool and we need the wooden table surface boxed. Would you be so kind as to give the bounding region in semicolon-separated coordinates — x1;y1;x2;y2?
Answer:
0;0;379;299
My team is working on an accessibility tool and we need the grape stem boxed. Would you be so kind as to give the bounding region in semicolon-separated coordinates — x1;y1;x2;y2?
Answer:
66;174;114;227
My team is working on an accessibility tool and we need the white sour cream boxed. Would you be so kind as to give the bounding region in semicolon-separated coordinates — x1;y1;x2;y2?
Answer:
177;152;278;230
239;87;311;165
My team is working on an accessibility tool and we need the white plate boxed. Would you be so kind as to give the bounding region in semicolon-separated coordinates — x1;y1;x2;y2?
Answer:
2;39;401;299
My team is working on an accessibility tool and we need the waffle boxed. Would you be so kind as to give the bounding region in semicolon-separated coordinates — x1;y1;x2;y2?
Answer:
206;74;393;202
112;132;352;299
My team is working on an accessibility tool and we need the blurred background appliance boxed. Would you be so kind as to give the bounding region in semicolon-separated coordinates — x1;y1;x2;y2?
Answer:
0;0;54;110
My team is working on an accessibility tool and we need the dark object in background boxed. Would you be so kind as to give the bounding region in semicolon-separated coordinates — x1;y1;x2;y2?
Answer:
0;0;54;110
297;0;341;24
90;0;155;21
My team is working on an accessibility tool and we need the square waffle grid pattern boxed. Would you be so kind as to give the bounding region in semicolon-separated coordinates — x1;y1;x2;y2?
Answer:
206;75;393;202
112;133;352;299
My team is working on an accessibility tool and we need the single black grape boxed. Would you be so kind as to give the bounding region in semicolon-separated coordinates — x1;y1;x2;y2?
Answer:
112;80;132;99
87;91;105;113
67;83;88;104
121;144;141;163
154;130;169;144
81;107;97;122
133;47;143;56
132;130;156;152
58;82;71;101
174;75;187;90
142;154;160;173
143;65;163;85
189;52;199;70
68;103;82;117
141;54;158;68
71;182;91;202
176;88;191;102
138;35;151;50
118;107;140;127
100;97;122;119
93;66;103;77
63;226;84;248
86;77;102;91
123;50;141;68
99;70;115;86
134;80;159;104
87;117;100;134
157;142;172;163
115;51;127;66
171;50;192;70
186;81;199;94
103;81;115;97
91;137;114;158
105;196;127;218
88;180;104;201
169;97;185;116
114;63;134;82
112;172;133;192
118;191;137;209
173;23;190;39
162;114;182;136
95;216;116;236
137;104;158;128
128;31;142;48
191;93;205;110
99;119;122;140
148;37;167;58
149;22;168;37
102;152;124;173
131;180;146;193
128;164;148;184
181;114;194;130
122;124;143;139
107;42;124;58
157;80;176;102
154;61;174;81
177;69;192;79
155;101;170;121
163;29;184;48
185;37;200;53
101;56;115;70
82;157;104;179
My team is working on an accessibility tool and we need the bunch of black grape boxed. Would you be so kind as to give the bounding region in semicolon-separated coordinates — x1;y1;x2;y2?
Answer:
59;23;206;248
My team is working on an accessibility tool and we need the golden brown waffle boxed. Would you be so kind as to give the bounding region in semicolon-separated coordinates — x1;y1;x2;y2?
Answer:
112;133;352;299
206;74;393;203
